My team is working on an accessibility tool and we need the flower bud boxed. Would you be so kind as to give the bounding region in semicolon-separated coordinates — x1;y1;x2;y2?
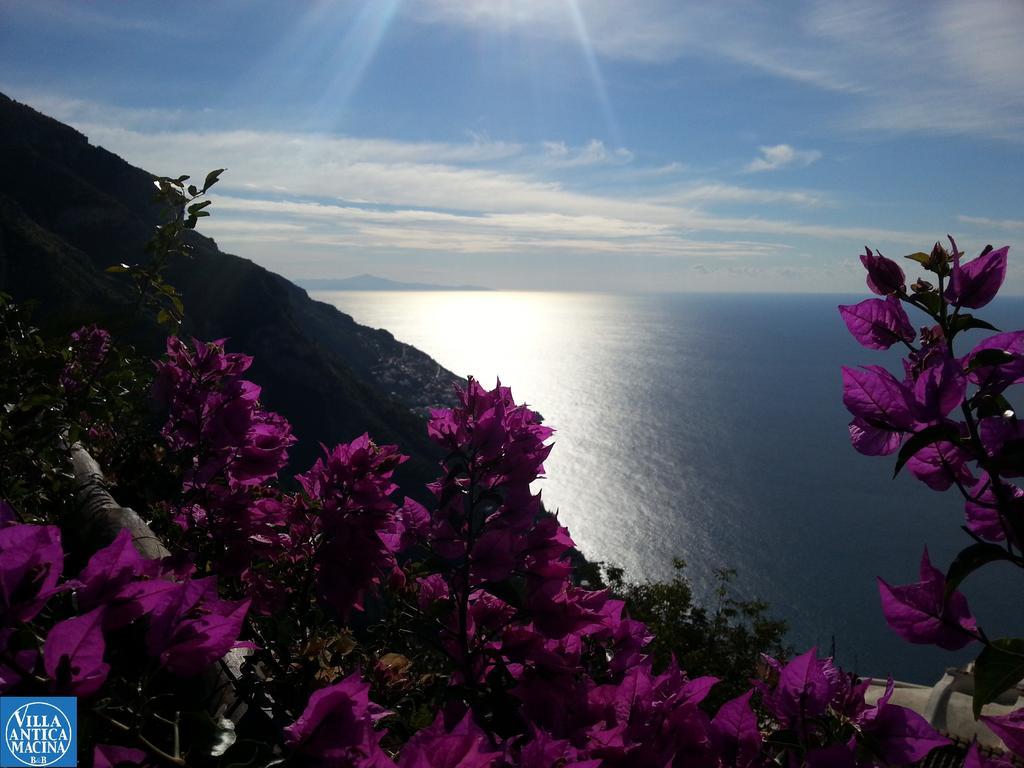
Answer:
859;247;905;295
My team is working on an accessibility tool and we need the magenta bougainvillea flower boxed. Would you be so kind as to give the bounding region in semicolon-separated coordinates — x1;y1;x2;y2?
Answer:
966;330;1024;395
841;365;917;456
878;548;977;650
0;523;64;623
755;649;949;764
860;247;906;296
905;439;974;491
297;434;408;618
946;243;1009;310
43;606;110;697
838;296;915;350
842;365;916;430
284;671;395;766
757;648;835;727
397;714;499;768
910;353;966;424
60;324;112;393
156;589;249;676
964;475;1024;543
92;744;153;768
74;529;149;612
154;337;295;486
121;576;249;676
981;708;1024;759
709;690;761;768
855;678;951;764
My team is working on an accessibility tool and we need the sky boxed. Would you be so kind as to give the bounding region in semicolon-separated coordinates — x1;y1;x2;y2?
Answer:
1;0;1023;292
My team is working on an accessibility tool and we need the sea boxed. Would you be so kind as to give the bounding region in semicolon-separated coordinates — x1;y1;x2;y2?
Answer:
311;289;1024;684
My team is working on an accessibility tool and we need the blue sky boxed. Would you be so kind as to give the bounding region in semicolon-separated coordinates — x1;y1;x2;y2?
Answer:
2;0;1023;292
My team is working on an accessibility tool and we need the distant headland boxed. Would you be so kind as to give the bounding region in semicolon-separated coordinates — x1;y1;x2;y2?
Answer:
299;274;492;292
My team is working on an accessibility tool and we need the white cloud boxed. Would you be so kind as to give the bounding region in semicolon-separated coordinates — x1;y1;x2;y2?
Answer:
657;183;827;208
745;144;822;173
957;215;1024;233
407;0;697;63
541;139;633;168
10;90;937;278
408;0;1024;141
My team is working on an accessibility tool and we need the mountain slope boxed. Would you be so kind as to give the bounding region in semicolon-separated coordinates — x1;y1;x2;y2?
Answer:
0;92;461;493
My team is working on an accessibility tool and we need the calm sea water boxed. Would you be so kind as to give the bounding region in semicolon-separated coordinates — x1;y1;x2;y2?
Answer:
312;290;1024;683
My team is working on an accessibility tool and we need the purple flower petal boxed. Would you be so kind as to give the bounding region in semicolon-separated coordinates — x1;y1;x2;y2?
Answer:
981;707;1024;758
709;690;761;768
966;331;1024;394
93;745;152;768
912;354;967;423
946;245;1009;309
398;713;498;768
43;607;110;697
0;524;64;623
849;417;903;455
878;548;978;650
285;671;395;765
767;648;834;725
861;247;906;296
905;438;973;491
838;297;915;350
841;365;916;429
75;529;147;612
858;696;950;764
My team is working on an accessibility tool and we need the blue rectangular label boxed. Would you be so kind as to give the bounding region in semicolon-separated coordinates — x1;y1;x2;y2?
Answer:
1;697;77;767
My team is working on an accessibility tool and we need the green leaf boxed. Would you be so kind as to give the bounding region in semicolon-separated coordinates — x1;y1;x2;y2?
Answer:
944;543;1014;600
911;292;942;317
893;423;963;477
949;314;1000;339
105;263;131;273
973;638;1024;717
202;168;225;192
187;200;212;215
905;251;932;266
968;349;1017;371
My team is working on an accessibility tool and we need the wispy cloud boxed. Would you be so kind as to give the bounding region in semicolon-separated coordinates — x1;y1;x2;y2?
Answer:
745;144;822;173
409;0;1024;142
957;215;1024;233
654;183;827;208
10;89;937;285
541;139;633;168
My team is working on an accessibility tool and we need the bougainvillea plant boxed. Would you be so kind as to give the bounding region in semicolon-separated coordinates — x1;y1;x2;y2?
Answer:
0;338;953;766
841;238;1024;763
0;174;985;765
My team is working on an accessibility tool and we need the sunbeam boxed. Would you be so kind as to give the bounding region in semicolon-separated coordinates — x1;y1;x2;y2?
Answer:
312;0;405;126
565;0;620;147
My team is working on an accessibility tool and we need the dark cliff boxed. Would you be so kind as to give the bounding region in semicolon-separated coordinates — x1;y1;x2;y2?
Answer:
0;92;462;493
